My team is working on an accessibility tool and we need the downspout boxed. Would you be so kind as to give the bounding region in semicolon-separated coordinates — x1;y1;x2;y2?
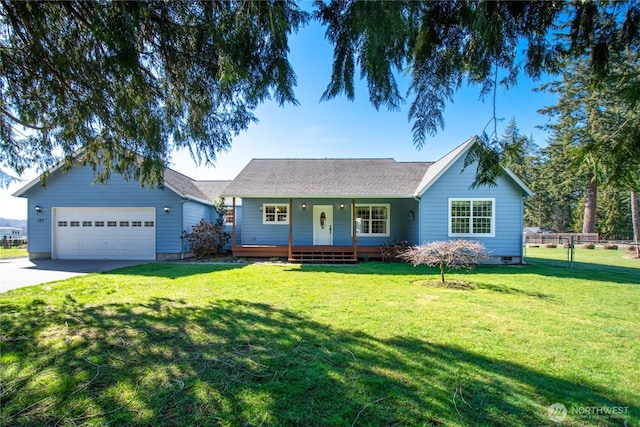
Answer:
521;195;526;264
413;193;421;245
288;198;293;261
180;198;187;259
352;199;357;259
232;197;236;257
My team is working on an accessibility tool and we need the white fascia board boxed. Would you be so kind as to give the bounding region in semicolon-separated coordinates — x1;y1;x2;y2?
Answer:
502;167;534;197
222;193;415;199
163;183;216;206
12;158;74;198
415;137;477;198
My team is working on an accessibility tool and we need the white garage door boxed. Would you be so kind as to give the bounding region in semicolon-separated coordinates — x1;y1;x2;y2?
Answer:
53;207;156;260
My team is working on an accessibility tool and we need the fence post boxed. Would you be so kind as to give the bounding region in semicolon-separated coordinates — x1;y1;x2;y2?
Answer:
570;235;575;268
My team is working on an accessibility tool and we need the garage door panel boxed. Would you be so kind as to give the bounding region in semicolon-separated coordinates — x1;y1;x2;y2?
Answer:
54;207;156;260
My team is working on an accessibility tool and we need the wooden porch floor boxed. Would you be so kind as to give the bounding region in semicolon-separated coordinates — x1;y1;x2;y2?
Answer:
232;245;381;263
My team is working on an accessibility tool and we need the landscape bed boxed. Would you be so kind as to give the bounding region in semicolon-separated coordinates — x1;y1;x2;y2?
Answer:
1;249;638;426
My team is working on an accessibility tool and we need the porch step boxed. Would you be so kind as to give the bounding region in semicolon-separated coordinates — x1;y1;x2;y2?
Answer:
289;250;357;264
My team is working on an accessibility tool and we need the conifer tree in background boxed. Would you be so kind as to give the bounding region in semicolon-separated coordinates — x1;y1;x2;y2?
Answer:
539;51;640;239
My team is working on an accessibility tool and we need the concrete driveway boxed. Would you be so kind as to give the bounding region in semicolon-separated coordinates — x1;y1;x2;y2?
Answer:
0;258;151;293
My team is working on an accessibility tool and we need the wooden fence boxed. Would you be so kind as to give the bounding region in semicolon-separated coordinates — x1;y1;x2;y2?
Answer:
524;233;599;245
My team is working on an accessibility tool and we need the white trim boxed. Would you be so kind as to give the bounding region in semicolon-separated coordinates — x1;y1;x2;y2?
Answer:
262;203;289;225
352;203;391;237
162;183;216;206
313;205;334;245
502;167;533;197
12;159;73;198
224;193;413;199
11;151;223;204
448;198;496;237
414;136;533;198
415;137;477;197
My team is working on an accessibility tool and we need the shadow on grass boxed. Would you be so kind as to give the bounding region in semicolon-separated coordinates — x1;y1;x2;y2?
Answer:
1;298;636;426
475;282;555;300
104;262;248;279
521;258;640;285
288;260;640;286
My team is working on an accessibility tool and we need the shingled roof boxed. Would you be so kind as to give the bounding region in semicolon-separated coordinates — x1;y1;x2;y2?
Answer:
222;158;433;198
222;136;532;199
162;168;231;205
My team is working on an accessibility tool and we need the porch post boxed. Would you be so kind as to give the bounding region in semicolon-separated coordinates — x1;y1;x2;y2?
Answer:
288;198;293;260
352;199;357;258
232;197;236;256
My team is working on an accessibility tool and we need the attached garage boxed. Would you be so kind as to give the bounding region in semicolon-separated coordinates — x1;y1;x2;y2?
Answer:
53;207;156;260
13;159;232;261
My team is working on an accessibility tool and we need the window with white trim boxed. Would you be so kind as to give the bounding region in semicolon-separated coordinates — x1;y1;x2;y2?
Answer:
355;204;390;236
448;198;495;237
263;204;288;224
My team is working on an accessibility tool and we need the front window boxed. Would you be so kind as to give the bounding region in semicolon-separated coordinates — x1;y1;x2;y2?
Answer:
449;199;495;237
355;204;390;236
223;208;234;225
263;204;288;224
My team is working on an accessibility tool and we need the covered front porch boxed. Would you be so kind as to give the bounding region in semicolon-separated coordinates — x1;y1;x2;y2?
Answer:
229;198;359;263
228;197;418;263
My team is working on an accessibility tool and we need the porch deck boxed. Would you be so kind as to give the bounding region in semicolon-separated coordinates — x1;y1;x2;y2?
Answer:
231;245;382;263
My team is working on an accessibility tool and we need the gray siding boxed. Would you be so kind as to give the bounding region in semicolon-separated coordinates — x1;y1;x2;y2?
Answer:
24;165;186;256
419;156;525;257
240;198;418;246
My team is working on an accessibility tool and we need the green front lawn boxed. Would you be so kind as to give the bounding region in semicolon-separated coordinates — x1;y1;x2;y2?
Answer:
1;255;638;426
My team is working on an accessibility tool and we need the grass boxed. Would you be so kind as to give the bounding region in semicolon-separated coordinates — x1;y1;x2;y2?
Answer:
525;244;639;270
1;251;638;426
0;247;27;258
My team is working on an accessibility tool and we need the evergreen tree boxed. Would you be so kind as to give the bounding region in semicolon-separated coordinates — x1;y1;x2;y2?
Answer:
499;118;546;228
540;52;640;235
536;139;584;232
2;1;640;187
0;1;308;186
317;0;640;186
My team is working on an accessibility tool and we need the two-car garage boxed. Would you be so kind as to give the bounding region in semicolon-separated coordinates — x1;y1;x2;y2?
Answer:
53;207;156;260
14;161;229;261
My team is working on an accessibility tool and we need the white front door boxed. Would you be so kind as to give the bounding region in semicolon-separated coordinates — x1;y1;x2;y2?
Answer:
313;205;333;245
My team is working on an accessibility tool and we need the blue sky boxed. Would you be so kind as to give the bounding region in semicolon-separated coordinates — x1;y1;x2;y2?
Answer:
1;14;557;220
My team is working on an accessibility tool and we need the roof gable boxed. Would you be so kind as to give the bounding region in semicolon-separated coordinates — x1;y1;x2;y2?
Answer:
13;158;230;205
414;136;533;197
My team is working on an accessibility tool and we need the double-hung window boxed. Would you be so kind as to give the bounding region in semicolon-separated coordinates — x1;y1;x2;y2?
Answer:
355;204;390;236
263;204;288;224
448;198;495;237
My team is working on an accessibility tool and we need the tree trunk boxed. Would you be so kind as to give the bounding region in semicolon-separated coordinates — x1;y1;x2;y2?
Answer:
631;190;640;258
582;175;598;234
440;262;445;283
